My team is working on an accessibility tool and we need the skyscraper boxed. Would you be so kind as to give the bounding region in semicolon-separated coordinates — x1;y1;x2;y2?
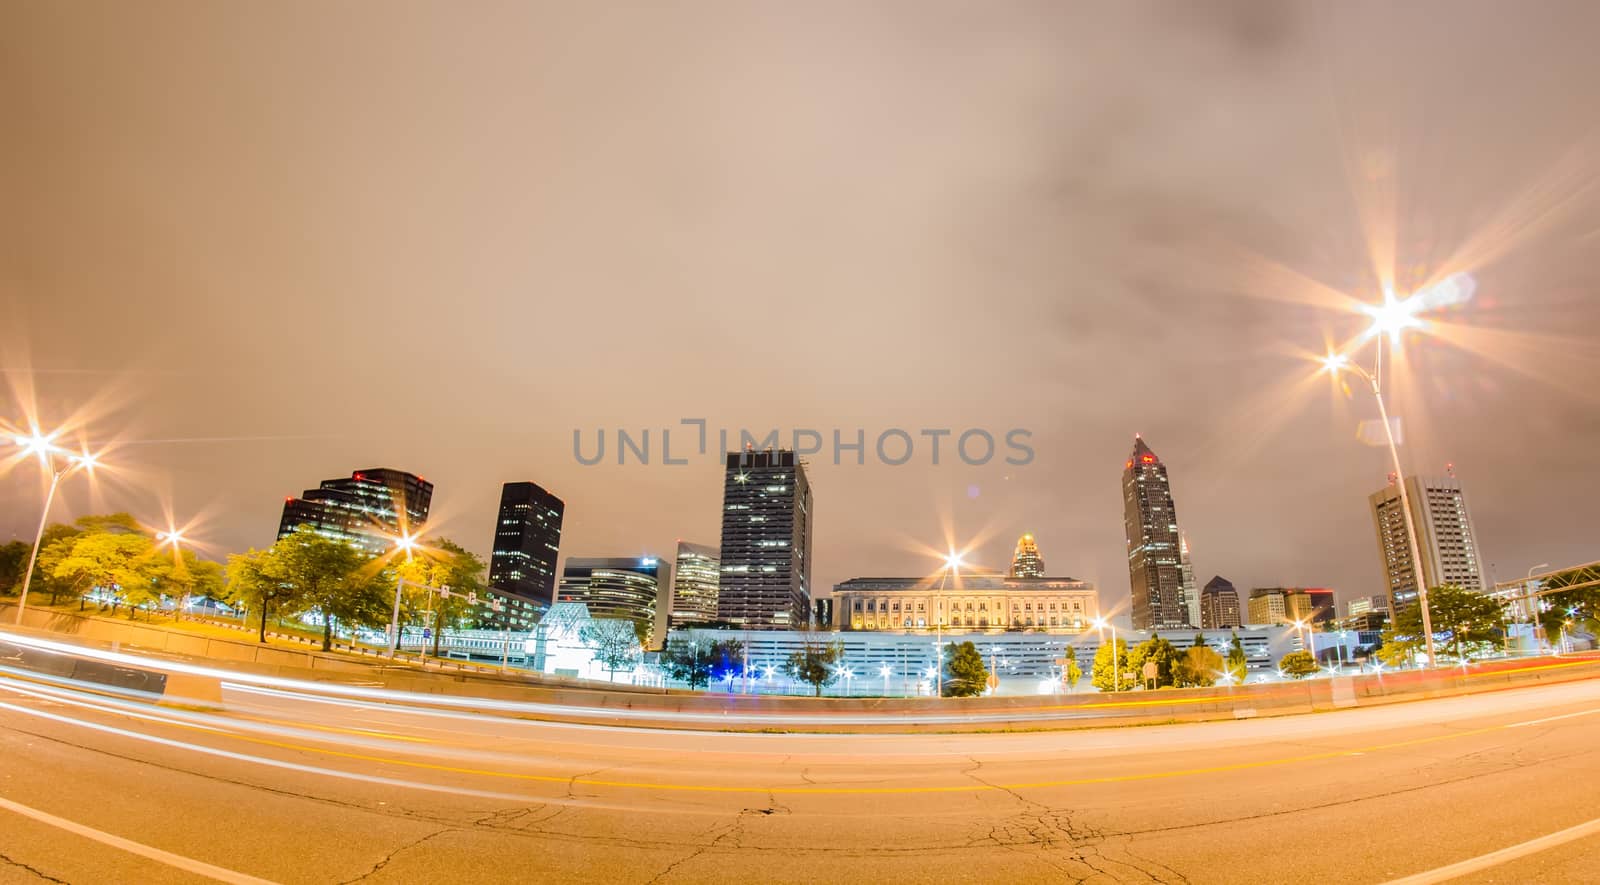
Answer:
1369;474;1487;613
1178;532;1200;628
487;481;565;607
716;449;813;630
1200;576;1242;629
1122;436;1190;630
669;541;721;629
278;468;432;554
557;556;669;646
1009;533;1045;578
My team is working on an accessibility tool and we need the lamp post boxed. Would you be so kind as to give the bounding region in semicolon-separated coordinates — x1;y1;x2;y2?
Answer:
385;531;419;657
1524;563;1550;653
935;550;962;697
155;527;191;619
12;431;102;625
1092;616;1119;692
1323;332;1436;666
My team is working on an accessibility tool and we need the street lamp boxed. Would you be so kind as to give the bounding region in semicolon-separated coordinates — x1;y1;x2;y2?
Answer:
1322;304;1437;666
12;430;103;625
1092;615;1119;692
933;549;963;697
385;531;420;657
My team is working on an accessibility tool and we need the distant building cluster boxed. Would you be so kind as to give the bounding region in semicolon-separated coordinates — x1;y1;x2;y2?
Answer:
270;431;1494;667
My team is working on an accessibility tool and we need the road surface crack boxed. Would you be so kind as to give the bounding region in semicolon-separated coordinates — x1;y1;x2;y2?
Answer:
0;851;70;884
339;828;453;884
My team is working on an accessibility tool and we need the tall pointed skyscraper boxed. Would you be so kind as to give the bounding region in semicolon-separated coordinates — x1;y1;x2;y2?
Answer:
1009;533;1046;578
1122;435;1190;630
1178;532;1199;628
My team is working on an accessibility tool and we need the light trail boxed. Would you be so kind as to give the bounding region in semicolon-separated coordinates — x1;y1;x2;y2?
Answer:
5;671;1596;800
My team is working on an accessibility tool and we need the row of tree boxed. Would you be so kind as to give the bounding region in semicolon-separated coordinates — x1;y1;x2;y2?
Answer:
226;526;487;651
1090;633;1249;691
0;514;490;654
1;513;225;616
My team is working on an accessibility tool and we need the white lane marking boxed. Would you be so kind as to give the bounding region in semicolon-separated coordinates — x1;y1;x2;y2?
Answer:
1507;708;1600;728
0;793;278;885
1381;815;1600;884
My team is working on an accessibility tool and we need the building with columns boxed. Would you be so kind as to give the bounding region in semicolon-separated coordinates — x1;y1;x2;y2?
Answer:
832;573;1098;633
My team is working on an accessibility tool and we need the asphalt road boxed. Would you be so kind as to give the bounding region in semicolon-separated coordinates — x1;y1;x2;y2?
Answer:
1;671;1598;884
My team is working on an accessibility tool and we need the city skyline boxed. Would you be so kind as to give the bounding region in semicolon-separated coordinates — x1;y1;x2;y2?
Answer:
5;3;1600;618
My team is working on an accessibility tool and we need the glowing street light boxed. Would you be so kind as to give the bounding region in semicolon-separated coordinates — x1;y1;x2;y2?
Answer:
1092;615;1120;692
386;530;423;657
1321;294;1437;666
13;430;104;625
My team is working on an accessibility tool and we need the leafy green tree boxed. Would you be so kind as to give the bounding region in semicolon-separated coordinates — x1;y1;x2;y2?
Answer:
1381;585;1504;664
1172;644;1222;688
581;618;642;680
783;634;845;696
1533;574;1599;653
1128;637;1180;689
0;540;31;594
150;549;225;619
660;637;743;689
1279;649;1318;679
1091;637;1135;691
46;529;158;616
225;547;301;643
1226;634;1248;683
273;527;388;651
1061;645;1083;691
943;641;989;697
398;537;487;655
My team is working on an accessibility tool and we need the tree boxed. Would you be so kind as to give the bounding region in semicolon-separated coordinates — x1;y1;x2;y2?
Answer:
944;641;989;697
1172;644;1222;688
227;547;293;642
46;529;158;616
1225;634;1248;683
1382;585;1505;664
273;527;388;651
1091;637;1136;692
1128;637;1180;689
1279;649;1318;679
398;538;487;655
581;618;642;680
660;637;743;689
0;540;31;594
1539;573;1600;648
149;549;225;619
1061;646;1083;691
783;635;845;696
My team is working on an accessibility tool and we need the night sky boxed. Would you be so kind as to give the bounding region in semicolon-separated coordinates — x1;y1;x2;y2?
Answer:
3;2;1598;614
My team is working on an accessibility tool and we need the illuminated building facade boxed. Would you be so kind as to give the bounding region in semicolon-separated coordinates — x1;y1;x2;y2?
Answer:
1246;588;1289;625
1122;436;1191;630
716;449;813;630
1178;533;1200;628
669;541;721;629
1370;475;1488;613
834;573;1098;633
557;556;669;645
1199;575;1242;629
1009;533;1046;578
487;481;564;607
277;467;432;554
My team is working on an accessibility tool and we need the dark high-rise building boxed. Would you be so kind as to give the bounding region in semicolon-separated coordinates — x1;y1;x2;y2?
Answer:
1122;436;1190;631
487;481;565;606
716;449;813;630
669;541;720;629
1304;587;1337;625
557;556;669;645
278;468;433;554
1200;576;1242;629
